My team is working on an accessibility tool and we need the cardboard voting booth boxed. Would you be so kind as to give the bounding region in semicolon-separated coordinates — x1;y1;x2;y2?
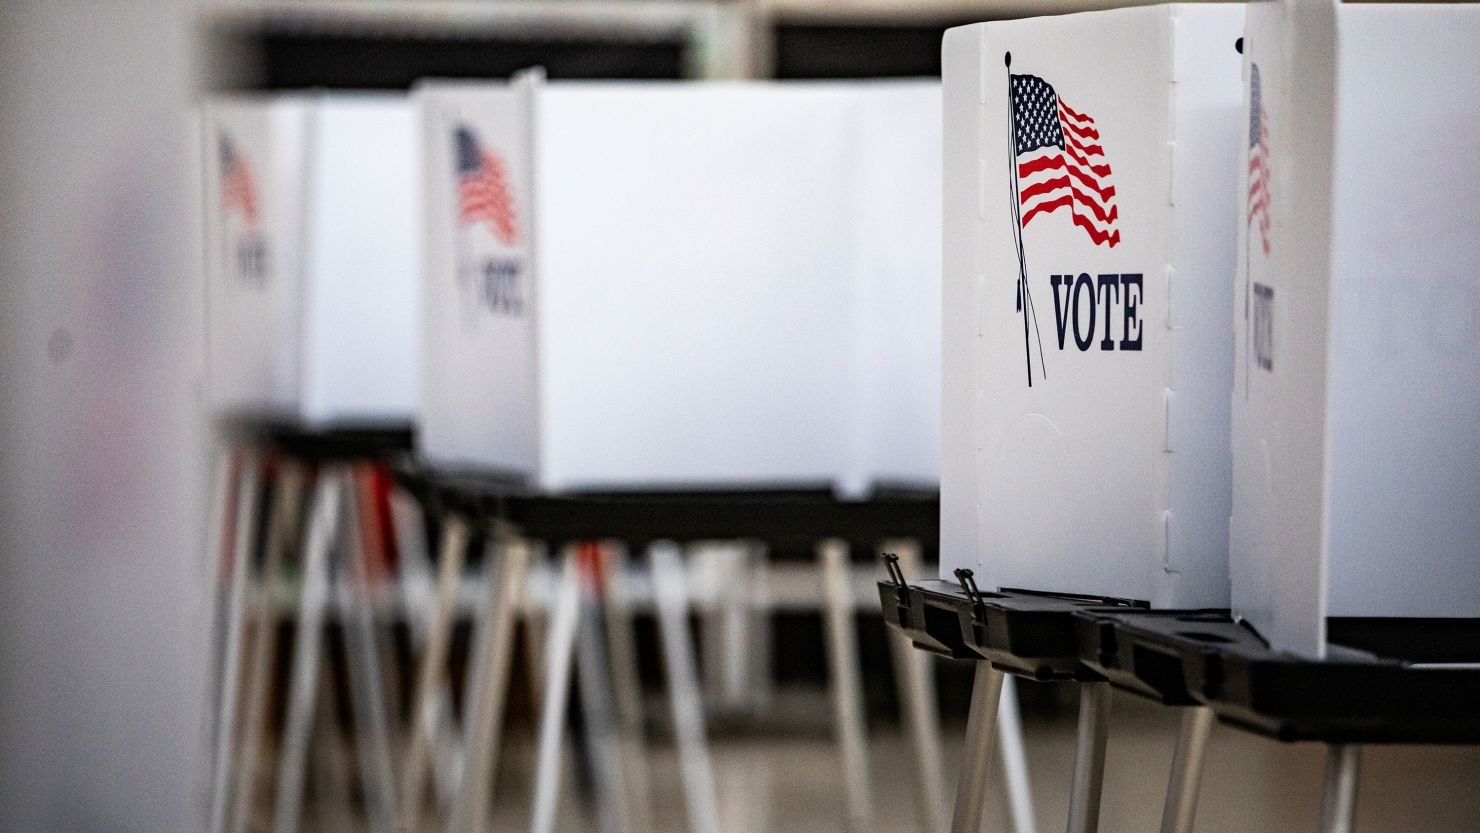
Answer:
202;94;420;426
940;5;1245;607
417;75;940;494
1231;2;1480;657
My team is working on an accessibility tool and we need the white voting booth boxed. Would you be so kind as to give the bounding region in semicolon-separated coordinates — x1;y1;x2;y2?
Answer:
202;94;420;426
416;74;941;494
1231;1;1480;658
940;5;1245;607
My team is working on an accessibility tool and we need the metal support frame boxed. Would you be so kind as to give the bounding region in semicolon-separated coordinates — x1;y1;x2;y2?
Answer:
1318;744;1361;833
651;542;722;833
449;535;532;833
603;543;656;833
530;548;583;833
208;451;261;833
1160;706;1214;833
229;460;305;833
818;538;873;832
271;470;342;833
339;468;399;833
998;674;1038;833
951;662;1005;833
880;540;950;833
402;514;471;830
574;544;634;833
1066;682;1112;833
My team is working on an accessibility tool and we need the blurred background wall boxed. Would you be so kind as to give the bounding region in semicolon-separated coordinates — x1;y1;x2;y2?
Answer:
0;3;209;831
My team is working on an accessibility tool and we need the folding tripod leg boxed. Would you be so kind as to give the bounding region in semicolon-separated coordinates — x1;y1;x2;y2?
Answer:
1065;682;1111;833
818;538;872;832
950;662;1004;833
1159;706;1214;833
880;540;949;833
651;542;721;833
449;536;530;833
530;549;582;833
270;471;341;833
207;452;261;833
1318;744;1361;833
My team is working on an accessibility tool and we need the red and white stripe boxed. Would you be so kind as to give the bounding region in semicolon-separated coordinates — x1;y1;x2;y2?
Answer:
458;148;520;247
1018;97;1120;248
222;159;260;230
1247;104;1271;255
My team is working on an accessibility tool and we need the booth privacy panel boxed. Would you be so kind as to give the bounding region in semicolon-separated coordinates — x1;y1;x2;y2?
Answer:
1231;2;1480;657
417;78;942;494
940;5;1243;608
202;94;420;426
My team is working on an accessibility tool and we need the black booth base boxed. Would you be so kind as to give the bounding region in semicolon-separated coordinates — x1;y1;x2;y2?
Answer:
399;466;939;548
877;579;1144;682
880;573;1480;744
1076;608;1480;745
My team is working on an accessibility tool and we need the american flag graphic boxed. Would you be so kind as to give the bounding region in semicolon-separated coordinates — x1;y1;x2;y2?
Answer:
455;126;519;246
219;137;260;230
1246;63;1271;255
1010;73;1120;247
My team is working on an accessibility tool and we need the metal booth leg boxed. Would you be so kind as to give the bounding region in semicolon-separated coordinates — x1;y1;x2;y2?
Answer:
1318;744;1361;833
530;546;583;833
270;469;342;833
997;674;1038;833
603;543;655;833
1065;682;1111;833
880;540;950;833
1159;706;1214;833
401;514;471;832
818;538;873;832
573;542;633;833
650;541;722;833
951;662;1005;833
207;450;261;833
229;460;305;833
339;467;399;833
449;534;532;833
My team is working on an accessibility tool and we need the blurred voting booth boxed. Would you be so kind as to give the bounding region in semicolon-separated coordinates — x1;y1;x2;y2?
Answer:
940;4;1245;607
198;74;956;833
416;74;941;495
1231;1;1480;658
203;94;420;427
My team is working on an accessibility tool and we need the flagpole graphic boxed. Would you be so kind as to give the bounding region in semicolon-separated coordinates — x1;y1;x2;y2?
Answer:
1004;54;1122;387
1005;52;1043;388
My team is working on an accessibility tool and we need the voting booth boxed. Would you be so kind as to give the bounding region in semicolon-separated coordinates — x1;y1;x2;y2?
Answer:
939;5;1245;607
202;94;420;427
416;74;940;494
1231;2;1480;658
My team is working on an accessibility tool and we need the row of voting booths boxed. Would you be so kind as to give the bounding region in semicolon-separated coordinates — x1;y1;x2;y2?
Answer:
201;73;1018;833
884;4;1479;833
199;2;1480;832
